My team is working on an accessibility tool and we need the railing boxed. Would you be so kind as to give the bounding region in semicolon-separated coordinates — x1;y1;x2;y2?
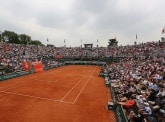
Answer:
109;84;128;122
48;56;124;63
104;77;128;122
0;71;30;81
64;60;106;66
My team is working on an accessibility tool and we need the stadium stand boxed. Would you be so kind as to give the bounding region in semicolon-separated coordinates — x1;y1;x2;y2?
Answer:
101;41;165;122
0;40;165;122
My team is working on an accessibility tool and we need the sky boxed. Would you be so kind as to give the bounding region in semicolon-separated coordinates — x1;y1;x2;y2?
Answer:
0;0;165;47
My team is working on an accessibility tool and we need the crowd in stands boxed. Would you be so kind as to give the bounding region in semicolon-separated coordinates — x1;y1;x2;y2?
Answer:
102;41;165;122
0;42;62;73
0;40;165;121
0;40;165;73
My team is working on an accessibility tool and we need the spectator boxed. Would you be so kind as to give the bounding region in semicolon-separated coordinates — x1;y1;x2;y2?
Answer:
117;96;136;109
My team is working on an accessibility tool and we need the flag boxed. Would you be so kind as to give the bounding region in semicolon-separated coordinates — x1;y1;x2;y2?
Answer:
136;34;137;39
162;27;165;34
47;38;49;42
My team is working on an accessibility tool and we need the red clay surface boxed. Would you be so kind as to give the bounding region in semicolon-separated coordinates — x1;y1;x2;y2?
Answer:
0;65;116;122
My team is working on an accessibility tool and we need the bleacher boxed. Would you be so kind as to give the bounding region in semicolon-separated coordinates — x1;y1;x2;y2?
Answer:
101;62;165;122
0;41;165;121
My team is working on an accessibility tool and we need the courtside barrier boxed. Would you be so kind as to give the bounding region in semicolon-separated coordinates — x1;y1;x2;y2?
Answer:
0;61;64;81
108;79;128;122
0;71;30;81
65;61;106;66
111;86;128;122
22;61;31;71
32;61;44;72
44;64;60;70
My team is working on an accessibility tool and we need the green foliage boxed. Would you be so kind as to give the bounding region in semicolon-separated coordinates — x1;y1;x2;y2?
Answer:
19;34;31;45
1;30;43;45
3;30;20;43
107;38;118;48
30;40;43;45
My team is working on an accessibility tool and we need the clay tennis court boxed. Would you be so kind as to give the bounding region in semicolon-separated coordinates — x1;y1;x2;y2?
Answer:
0;65;116;122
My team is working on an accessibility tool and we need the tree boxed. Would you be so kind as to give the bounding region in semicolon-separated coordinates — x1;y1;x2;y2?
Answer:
1;30;44;45
2;30;20;43
0;31;2;42
29;40;43;45
19;34;31;45
107;38;118;48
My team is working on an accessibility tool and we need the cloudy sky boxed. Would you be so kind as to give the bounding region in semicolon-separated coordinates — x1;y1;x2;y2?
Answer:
0;0;165;47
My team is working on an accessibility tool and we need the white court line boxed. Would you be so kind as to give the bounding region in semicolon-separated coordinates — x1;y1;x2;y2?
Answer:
0;82;24;91
59;69;93;102
33;69;76;82
0;90;61;103
0;66;95;105
35;67;91;84
1;67;73;91
72;69;95;104
37;68;64;76
60;101;73;104
1;83;26;91
0;75;37;91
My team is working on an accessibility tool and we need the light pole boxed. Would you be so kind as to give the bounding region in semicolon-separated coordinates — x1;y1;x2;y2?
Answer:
81;40;82;48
